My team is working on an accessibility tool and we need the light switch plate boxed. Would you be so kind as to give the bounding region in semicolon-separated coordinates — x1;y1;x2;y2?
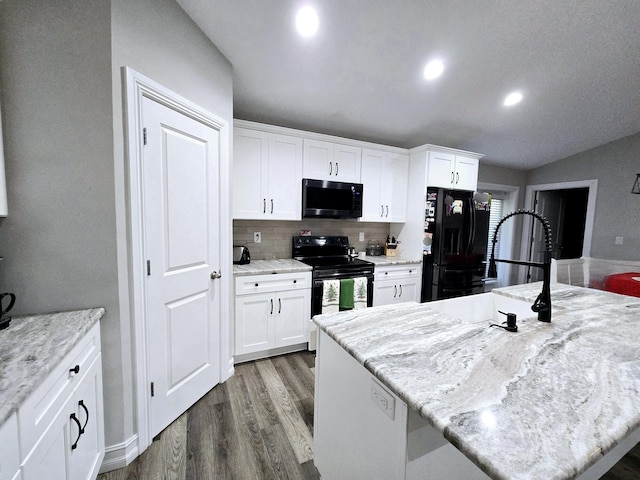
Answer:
371;380;395;419
359;232;365;242
254;232;262;243
615;236;623;245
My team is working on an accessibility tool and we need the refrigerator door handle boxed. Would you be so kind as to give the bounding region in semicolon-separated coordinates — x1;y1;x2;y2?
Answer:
466;197;476;256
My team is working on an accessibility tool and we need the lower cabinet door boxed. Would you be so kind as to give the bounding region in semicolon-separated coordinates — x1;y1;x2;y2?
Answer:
69;356;105;480
274;289;310;347
397;280;420;303
21;406;71;480
235;292;275;355
373;280;401;306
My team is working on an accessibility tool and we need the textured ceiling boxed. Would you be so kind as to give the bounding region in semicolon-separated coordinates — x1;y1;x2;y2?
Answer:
177;0;640;169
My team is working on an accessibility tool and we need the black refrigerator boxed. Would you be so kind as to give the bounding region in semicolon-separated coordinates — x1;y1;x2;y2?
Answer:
421;187;491;302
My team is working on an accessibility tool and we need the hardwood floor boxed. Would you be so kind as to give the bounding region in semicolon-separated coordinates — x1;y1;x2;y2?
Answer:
98;350;640;480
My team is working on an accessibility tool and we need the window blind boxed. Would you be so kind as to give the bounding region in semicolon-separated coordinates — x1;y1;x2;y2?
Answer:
485;197;504;278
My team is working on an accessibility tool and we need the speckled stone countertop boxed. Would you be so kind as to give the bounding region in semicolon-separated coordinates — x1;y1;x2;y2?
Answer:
313;283;640;480
360;255;422;266
0;308;105;426
233;259;312;276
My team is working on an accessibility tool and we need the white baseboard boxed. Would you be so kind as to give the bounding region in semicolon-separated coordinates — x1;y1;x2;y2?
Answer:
99;434;139;473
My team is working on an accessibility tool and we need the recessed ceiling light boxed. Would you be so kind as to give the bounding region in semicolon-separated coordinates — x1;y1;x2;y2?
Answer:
295;5;319;37
503;91;523;107
423;60;444;81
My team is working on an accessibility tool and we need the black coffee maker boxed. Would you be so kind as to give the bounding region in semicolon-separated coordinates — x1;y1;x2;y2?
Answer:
0;292;15;330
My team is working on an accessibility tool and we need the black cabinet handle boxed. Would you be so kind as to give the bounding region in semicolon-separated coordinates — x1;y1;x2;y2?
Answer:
381;205;384;217
278;298;282;314
394;285;397;298
78;400;89;433
270;299;273;315
329;161;333;175
70;413;82;450
69;365;80;375
336;162;339;175
385;205;389;217
255;283;259;287
271;199;274;214
456;172;459;184
263;198;266;213
293;279;297;284
399;285;403;297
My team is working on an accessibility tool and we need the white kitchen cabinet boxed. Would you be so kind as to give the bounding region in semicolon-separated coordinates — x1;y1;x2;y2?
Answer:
427;151;478;191
361;149;408;222
233;127;302;220
303;139;361;182
19;322;104;480
235;272;311;358
0;413;20;480
373;264;421;306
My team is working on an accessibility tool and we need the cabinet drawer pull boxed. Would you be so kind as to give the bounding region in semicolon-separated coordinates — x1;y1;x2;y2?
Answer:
255;283;259;287
78;400;89;433
293;279;297;284
69;365;80;375
70;413;83;450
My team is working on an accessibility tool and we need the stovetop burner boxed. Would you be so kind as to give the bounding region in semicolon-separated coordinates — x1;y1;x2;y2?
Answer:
292;235;373;273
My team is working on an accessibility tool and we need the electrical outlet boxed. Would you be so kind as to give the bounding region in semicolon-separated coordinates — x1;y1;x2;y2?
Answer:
254;232;262;243
615;236;623;245
371;380;395;419
359;232;365;242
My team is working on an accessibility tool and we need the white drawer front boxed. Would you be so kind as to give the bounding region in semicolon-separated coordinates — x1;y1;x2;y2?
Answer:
235;272;310;295
19;323;101;458
374;265;421;282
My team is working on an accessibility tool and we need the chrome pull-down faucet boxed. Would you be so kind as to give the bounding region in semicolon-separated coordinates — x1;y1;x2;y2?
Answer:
487;210;553;322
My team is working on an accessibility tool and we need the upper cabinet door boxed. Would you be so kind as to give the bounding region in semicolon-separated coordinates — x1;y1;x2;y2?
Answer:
268;134;302;220
360;149;408;223
426;151;479;191
360;149;384;221
451;155;478;191
332;144;362;182
427;151;456;189
233;128;269;219
303;139;334;180
383;153;408;222
233;128;302;220
303;139;361;182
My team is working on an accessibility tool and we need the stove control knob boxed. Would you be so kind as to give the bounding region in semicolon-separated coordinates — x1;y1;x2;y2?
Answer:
304;238;310;244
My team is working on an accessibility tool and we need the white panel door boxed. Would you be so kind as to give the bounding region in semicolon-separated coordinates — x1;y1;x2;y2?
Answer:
360;149;384;221
235;293;274;355
427;151;455;188
142;96;222;438
333;144;362;182
233;128;268;218
274;289;310;347
303;139;333;180
268;134;302;220
453;155;479;191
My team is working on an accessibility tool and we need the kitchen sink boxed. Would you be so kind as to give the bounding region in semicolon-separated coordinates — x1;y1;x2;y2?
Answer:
427;291;534;323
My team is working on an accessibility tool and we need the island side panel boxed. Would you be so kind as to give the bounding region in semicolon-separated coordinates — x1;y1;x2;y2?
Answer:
314;330;408;479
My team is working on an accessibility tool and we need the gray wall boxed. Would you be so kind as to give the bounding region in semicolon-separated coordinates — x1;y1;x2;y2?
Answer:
0;0;233;456
526;131;640;261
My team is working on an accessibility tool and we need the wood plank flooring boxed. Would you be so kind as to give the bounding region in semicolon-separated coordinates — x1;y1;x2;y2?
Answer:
98;351;640;480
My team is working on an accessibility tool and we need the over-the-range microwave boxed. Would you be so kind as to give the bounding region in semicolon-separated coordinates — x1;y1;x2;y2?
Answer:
302;178;363;219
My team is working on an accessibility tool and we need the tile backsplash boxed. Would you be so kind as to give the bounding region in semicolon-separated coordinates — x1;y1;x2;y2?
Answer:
233;219;391;260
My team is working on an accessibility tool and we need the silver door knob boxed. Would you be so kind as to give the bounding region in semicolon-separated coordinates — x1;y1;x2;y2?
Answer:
210;271;222;280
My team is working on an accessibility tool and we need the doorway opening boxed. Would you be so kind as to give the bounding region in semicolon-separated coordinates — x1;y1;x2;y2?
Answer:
520;180;597;283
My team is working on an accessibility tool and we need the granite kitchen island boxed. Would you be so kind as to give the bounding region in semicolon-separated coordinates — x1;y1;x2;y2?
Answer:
312;283;640;480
